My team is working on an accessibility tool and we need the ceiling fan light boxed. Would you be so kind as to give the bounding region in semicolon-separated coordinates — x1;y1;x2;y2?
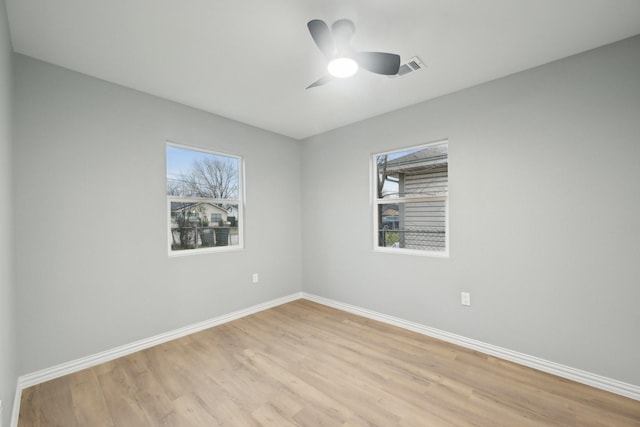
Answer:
327;57;358;78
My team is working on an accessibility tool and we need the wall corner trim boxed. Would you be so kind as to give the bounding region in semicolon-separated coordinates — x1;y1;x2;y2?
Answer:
302;292;640;402
9;385;20;427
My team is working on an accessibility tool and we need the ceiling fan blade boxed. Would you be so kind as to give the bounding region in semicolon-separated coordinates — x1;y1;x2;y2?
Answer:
306;75;333;89
331;19;355;51
354;52;401;75
307;20;335;57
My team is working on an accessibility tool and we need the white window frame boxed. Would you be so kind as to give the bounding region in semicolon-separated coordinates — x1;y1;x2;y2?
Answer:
166;142;244;256
372;139;449;257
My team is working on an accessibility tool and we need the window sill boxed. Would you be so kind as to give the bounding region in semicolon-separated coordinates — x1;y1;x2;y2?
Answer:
373;247;449;258
168;245;244;257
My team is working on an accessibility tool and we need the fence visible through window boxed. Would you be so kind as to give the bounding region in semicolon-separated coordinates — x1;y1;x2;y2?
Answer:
171;224;239;249
378;227;446;251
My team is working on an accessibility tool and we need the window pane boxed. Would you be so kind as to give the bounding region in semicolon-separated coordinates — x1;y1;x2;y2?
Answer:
377;200;446;251
167;146;239;199
376;143;448;198
170;201;240;250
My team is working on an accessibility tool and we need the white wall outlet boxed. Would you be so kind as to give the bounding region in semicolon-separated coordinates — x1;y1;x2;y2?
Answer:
461;292;471;306
252;273;259;284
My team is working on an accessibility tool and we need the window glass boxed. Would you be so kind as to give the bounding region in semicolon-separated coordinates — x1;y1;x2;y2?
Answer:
374;141;448;255
167;144;243;254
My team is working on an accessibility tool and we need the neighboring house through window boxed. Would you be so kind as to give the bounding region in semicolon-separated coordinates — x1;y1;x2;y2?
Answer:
210;213;223;225
374;140;448;256
166;143;243;254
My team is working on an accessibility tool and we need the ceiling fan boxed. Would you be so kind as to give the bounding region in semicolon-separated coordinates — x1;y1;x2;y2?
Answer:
306;19;401;89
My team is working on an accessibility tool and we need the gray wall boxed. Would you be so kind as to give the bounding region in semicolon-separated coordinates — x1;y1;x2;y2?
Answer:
13;55;302;374
0;0;15;424
301;35;640;386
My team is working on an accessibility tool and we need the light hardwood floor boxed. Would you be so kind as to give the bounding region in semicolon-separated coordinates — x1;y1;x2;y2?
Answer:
18;299;640;426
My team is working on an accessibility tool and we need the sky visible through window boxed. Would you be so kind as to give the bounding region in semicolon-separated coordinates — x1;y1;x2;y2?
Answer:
167;145;208;181
167;145;237;189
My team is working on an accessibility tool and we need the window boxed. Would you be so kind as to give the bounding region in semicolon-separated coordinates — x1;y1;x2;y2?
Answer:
210;213;222;225
373;140;448;256
167;143;243;254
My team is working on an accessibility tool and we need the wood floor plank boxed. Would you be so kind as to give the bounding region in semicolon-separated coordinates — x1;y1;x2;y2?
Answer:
18;385;42;427
18;300;640;426
95;361;152;426
68;368;113;426
22;376;79;427
251;403;299;427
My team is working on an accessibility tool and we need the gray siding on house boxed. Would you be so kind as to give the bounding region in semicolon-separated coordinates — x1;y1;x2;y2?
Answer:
405;200;446;228
403;164;448;197
402;164;448;250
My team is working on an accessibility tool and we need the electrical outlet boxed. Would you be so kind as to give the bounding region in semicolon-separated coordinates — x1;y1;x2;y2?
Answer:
461;292;471;306
252;273;259;284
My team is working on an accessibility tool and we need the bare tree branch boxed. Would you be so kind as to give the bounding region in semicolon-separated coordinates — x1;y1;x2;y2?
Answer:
377;154;387;199
169;157;238;199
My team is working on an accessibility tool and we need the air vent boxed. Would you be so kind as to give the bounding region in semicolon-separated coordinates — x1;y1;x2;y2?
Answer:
394;56;425;77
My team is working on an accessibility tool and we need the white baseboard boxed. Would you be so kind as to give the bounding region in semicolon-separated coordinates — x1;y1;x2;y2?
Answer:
18;292;302;389
302;292;640;402
11;292;302;427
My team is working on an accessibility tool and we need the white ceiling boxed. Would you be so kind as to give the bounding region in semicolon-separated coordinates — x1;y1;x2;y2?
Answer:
6;0;640;139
